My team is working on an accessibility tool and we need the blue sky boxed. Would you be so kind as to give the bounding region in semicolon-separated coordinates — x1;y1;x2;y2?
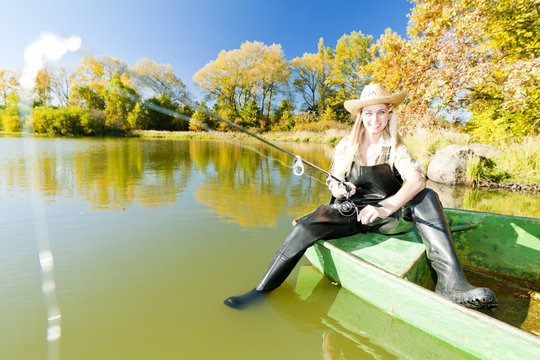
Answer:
2;0;413;99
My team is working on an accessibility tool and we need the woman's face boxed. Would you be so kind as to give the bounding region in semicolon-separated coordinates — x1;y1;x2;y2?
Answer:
361;104;390;137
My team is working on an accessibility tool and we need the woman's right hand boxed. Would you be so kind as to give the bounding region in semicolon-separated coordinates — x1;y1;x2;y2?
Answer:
331;181;356;199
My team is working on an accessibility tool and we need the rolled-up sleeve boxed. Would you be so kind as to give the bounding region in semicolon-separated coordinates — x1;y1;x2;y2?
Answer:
393;143;426;182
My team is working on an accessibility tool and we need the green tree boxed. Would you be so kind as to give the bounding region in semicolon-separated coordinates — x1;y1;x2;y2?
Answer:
189;102;219;131
127;102;147;130
104;75;139;131
328;31;373;104
143;94;189;131
240;99;261;129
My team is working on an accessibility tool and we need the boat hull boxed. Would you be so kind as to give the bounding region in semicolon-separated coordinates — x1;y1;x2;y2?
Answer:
304;208;540;359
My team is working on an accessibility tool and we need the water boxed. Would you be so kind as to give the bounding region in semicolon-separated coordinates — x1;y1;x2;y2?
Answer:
0;136;538;359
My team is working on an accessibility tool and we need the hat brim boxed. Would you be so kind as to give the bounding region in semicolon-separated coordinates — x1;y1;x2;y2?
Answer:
344;91;407;115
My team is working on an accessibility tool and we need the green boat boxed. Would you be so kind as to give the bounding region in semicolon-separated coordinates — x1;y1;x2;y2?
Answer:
300;208;540;359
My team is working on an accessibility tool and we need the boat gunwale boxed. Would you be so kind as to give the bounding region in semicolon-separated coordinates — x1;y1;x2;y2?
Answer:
308;238;540;356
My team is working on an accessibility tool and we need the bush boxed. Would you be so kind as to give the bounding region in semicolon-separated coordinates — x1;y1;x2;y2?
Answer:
466;155;509;185
33;106;101;136
0;104;20;132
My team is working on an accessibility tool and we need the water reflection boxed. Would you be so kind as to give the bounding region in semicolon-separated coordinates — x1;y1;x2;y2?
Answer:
427;181;540;218
268;265;471;359
0;137;538;221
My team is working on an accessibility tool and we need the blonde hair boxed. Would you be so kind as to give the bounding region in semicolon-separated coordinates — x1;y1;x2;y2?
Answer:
331;104;405;179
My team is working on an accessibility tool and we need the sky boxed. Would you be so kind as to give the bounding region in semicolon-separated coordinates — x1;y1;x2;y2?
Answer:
1;0;414;100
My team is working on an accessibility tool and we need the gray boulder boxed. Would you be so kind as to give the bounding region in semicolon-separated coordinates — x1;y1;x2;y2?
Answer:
427;145;472;185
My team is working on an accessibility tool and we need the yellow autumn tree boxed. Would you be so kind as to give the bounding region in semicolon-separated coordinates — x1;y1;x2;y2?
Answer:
327;31;373;104
131;58;188;102
404;0;539;140
290;38;334;115
193;41;289;128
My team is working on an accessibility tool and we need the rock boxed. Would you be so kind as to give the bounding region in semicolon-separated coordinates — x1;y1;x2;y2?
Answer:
427;145;472;185
469;143;500;159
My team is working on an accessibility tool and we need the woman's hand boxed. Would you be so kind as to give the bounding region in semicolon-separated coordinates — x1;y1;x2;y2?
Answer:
357;205;393;224
331;182;356;199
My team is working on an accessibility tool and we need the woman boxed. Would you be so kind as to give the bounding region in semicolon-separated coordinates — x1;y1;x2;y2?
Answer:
224;84;497;310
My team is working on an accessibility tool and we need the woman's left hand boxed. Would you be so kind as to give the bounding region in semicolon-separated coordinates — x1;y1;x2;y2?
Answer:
357;205;393;224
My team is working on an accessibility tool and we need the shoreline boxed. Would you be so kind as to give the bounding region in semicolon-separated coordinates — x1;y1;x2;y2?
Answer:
2;130;538;194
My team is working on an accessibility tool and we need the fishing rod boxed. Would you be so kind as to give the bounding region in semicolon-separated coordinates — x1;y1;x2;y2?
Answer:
186;104;357;217
107;69;358;216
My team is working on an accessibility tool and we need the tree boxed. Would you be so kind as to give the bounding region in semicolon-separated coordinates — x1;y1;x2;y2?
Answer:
104;75;139;131
143;94;189;131
316;38;334;115
189;102;219;131
193;41;289;128
35;67;52;106
403;0;539;139
0;70;19;106
289;38;335;114
132;58;189;102
364;29;431;129
71;56;129;109
328;31;373;102
239;99;261;129
290;52;320;112
249;43;290;120
49;65;74;107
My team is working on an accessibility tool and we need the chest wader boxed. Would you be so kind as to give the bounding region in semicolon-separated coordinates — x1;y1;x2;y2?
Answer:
224;164;497;310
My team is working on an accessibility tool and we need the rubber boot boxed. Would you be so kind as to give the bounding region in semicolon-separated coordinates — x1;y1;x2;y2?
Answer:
411;189;497;309
224;223;314;310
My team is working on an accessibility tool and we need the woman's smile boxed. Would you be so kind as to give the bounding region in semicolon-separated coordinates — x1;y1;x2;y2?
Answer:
361;104;390;137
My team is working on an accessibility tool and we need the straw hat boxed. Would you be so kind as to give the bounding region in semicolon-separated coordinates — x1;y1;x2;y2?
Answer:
344;83;407;115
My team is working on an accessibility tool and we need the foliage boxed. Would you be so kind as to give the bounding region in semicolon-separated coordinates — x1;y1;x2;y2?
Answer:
193;41;289;128
72;85;106;110
142;95;191;131
32;106;93;136
239;100;261;129
0;0;537;145
189;103;219;131
127;102;146;130
0;70;19;106
405;0;539;139
0;101;20;132
466;155;509;185
289;38;335;115
104;75;139;131
132;58;189;101
327;31;373;106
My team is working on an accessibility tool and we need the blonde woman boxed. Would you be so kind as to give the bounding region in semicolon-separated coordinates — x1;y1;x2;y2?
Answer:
225;84;497;310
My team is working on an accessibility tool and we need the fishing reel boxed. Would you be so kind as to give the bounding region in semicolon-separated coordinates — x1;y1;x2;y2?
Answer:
337;182;357;217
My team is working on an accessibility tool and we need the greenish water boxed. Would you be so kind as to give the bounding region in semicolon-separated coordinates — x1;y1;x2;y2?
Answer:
0;137;538;360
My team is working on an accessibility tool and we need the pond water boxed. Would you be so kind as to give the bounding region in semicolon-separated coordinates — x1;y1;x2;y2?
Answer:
0;136;538;360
